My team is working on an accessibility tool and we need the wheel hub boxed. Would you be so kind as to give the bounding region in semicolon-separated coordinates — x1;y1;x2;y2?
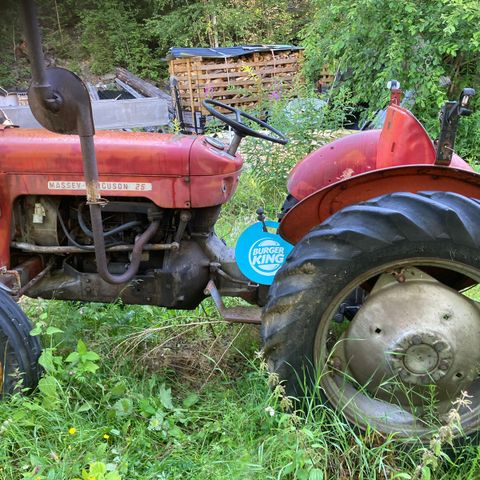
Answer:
390;331;453;385
336;268;480;406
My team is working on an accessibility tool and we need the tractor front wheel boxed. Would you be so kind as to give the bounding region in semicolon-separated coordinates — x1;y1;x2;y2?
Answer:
262;191;480;438
0;290;41;396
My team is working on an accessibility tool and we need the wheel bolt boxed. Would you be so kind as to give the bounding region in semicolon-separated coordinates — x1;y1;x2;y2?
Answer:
411;335;422;345
439;361;450;371
434;341;447;352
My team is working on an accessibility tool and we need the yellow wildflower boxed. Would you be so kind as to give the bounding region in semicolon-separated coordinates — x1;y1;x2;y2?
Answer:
103;433;110;440
68;427;77;435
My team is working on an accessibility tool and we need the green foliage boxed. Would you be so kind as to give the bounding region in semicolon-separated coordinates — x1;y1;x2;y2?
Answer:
302;0;480;161
65;339;101;376
304;0;480;109
146;0;305;54
73;461;121;480
0;0;308;85
242;86;355;190
79;0;160;78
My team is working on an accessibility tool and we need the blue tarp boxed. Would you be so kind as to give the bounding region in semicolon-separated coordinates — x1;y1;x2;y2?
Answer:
168;45;303;60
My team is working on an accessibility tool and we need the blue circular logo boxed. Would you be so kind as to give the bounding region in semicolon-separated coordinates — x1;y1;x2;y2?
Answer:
235;221;293;285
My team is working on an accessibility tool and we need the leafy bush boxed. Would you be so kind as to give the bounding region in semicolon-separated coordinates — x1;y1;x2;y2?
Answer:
241;86;356;191
302;0;480;162
146;0;305;54
79;0;159;79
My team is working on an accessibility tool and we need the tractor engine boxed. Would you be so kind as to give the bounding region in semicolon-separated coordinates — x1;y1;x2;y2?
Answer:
9;196;231;309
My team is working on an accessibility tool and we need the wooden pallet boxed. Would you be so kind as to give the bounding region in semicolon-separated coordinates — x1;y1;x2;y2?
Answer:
169;49;309;117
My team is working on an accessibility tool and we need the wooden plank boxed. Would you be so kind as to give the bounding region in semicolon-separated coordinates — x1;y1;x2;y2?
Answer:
115;67;172;102
177;80;296;99
169;49;309;116
185;96;262;107
170;56;301;73
170;52;302;71
186;65;300;81
179;78;295;90
174;67;301;83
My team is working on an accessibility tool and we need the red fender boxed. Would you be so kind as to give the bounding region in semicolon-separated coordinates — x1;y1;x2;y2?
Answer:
287;104;472;202
279;165;480;244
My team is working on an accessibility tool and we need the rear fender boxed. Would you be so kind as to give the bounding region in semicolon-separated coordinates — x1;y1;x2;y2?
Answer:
279;165;480;244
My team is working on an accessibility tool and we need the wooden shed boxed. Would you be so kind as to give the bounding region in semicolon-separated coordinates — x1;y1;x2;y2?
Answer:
168;45;324;132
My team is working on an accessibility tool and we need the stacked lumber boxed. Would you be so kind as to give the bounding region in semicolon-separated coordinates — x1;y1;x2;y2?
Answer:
169;49;308;116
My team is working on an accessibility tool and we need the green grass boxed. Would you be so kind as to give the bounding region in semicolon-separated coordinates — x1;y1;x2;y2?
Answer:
4;292;480;480
2;172;480;479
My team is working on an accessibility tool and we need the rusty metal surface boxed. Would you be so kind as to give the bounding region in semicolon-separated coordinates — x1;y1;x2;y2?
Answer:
13;256;43;285
0;256;43;294
16;260;53;297
0;129;242;209
0;128;242;268
280;165;480;244
28;239;213;309
204;280;261;324
336;268;480;407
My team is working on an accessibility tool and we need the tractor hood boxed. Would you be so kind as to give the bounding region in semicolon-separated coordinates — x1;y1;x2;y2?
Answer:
287;104;472;201
0;129;244;209
0;129;243;177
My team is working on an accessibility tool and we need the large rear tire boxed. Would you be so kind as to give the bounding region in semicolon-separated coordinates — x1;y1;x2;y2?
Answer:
262;191;480;438
0;291;41;396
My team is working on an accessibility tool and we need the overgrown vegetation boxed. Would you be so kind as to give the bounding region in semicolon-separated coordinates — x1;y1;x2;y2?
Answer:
1;173;479;479
1;1;480;478
303;0;480;162
0;0;308;85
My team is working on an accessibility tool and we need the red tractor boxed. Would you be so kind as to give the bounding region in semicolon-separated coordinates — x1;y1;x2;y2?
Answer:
2;0;479;441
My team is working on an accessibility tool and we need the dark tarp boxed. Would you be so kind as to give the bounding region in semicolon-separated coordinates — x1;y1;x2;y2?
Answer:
167;45;303;60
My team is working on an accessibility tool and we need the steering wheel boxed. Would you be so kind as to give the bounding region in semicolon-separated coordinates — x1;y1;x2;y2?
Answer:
203;99;288;146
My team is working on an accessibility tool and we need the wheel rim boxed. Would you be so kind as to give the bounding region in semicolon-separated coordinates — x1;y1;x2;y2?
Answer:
313;258;480;437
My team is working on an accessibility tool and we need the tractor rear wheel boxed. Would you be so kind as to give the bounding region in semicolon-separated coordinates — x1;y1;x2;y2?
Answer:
262;191;480;438
0;290;41;396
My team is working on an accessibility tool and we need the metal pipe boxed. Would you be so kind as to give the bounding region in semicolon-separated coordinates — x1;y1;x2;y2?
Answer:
16;261;54;298
20;0;60;111
21;0;49;89
226;132;243;156
89;208;160;283
77;106;161;284
11;241;179;254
